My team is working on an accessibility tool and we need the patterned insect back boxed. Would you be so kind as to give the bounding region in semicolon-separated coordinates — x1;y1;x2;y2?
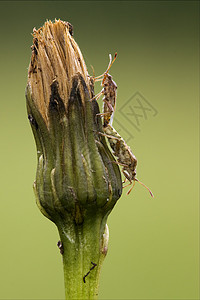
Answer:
102;74;117;127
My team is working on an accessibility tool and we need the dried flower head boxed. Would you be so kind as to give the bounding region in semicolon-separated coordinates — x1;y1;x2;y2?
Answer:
28;19;90;124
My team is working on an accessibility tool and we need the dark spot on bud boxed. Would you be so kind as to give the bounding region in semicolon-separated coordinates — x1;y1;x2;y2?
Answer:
66;22;73;36
28;114;38;130
61;21;73;36
30;61;37;73
67;76;83;109
49;80;65;112
31;37;38;55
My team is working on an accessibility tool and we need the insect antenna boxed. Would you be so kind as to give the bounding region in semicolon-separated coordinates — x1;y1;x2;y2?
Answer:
135;178;154;198
94;52;117;81
106;52;117;74
90;64;95;78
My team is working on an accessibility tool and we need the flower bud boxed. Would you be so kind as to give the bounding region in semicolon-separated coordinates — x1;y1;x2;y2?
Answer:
26;19;122;225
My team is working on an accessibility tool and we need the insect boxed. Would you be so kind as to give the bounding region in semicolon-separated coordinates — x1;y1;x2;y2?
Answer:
93;54;153;197
89;53;117;127
83;262;97;283
57;240;64;255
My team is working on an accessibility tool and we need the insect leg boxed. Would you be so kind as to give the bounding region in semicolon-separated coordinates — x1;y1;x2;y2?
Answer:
88;90;103;102
111;160;128;167
96;112;111;118
123;181;133;189
126;180;136;195
122;177;128;184
98;131;121;141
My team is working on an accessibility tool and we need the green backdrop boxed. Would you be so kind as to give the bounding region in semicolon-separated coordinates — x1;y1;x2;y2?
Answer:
0;1;199;299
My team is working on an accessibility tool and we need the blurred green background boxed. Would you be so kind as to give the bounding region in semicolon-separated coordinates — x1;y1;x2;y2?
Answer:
0;1;199;299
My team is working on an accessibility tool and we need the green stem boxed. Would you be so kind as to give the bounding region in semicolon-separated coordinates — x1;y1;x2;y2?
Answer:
57;210;108;300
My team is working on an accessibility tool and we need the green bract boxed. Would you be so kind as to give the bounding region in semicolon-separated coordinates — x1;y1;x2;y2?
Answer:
26;74;122;223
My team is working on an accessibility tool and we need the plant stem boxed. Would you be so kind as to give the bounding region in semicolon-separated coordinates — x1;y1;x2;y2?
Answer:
57;210;108;300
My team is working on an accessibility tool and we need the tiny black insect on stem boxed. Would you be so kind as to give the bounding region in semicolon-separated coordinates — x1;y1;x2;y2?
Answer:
57;240;64;255
83;262;97;283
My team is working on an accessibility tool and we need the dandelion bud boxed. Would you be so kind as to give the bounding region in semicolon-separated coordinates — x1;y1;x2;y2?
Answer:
26;19;122;299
